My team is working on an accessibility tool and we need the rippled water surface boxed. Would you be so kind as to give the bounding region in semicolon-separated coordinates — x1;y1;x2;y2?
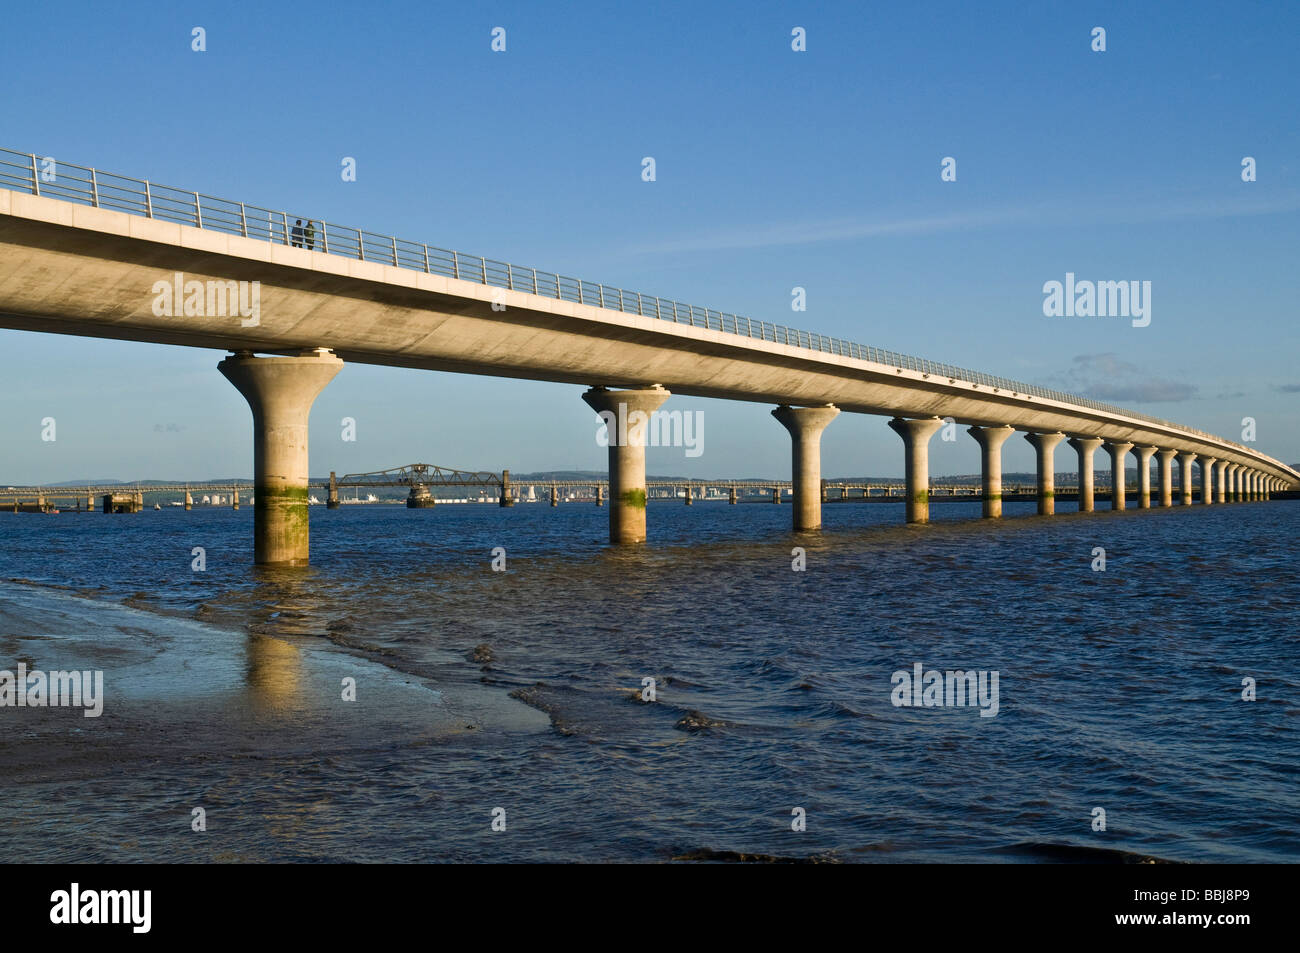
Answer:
1;499;1297;862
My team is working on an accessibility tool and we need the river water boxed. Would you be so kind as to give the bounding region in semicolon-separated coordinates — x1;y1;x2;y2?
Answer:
1;498;1296;862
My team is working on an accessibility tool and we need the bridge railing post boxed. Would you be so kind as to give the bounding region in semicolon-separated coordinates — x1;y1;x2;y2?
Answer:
239;203;248;237
321;223;329;253
194;191;202;227
29;153;39;196
90;168;99;207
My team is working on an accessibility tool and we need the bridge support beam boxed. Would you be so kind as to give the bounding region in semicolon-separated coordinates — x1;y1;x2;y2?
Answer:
218;348;343;566
968;425;1014;518
1068;436;1104;513
1199;457;1217;505
583;385;670;544
888;416;944;524
1156;449;1176;507
1025;431;1065;515
1133;446;1156;508
1105;441;1133;511
773;404;839;531
1177;452;1197;506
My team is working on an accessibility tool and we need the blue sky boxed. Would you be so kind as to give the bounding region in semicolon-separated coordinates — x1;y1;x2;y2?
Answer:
2;0;1297;483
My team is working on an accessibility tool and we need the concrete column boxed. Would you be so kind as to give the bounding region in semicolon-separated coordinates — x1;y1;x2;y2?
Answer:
550;485;559;507
1176;452;1197;506
499;469;514;507
1155;449;1176;507
968;425;1014;518
888;417;944;524
327;471;340;509
184;489;193;511
596;484;604;506
1105;441;1133;511
582;385;670;544
1024;432;1065;515
1199;457;1217;505
728;486;737;505
1215;460;1227;504
1132;446;1156;508
772;404;840;531
218;348;343;566
1067;436;1104;513
1243;471;1253;501
232;489;240;510
771;487;781;504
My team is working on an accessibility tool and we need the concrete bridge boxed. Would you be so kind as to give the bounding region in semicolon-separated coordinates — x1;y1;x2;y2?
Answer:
1;149;1294;563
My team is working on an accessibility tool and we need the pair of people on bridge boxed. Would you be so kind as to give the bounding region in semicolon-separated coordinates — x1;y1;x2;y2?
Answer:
290;219;316;250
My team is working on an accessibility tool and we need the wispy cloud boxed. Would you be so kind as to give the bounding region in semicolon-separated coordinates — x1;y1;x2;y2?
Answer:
628;191;1300;256
1273;383;1300;393
1055;353;1196;404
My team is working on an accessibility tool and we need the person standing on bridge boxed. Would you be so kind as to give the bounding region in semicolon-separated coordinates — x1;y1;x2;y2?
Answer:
291;219;304;248
304;220;316;251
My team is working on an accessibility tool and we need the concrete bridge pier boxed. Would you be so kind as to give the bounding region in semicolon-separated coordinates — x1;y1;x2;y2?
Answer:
327;471;341;509
582;385;670;544
888;416;944;524
1068;436;1104;513
1249;471;1258;501
1156;449;1176;506
232;489;240;510
1025;431;1065;515
550;485;559;507
499;469;514;507
184;489;193;510
1231;464;1243;501
1105;441;1133;511
218;348;343;566
729;486;737;505
1177;452;1197;506
1133;446;1156;508
772;404;839;531
1200;458;1217;504
1215;460;1227;504
771;487;781;504
684;485;692;505
968;425;1014;518
595;484;604;506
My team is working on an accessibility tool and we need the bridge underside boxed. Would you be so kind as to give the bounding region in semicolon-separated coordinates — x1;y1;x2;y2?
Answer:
0;191;1292;481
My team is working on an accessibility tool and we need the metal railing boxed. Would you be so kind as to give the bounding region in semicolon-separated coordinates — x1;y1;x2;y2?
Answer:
0;147;1255;454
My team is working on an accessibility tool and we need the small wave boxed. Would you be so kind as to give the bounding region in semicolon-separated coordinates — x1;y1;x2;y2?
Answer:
671;847;840;864
993;841;1182;864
